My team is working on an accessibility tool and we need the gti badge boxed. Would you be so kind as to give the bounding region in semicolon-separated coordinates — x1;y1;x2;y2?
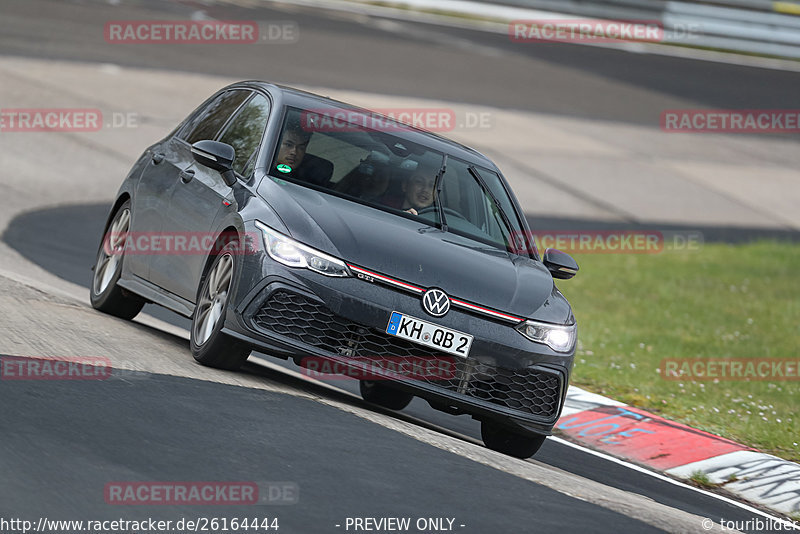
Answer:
422;288;450;317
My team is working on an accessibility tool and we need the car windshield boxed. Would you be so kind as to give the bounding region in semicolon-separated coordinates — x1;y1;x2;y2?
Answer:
269;106;532;255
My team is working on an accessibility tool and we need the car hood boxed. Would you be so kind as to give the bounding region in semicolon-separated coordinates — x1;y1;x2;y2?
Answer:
257;178;570;322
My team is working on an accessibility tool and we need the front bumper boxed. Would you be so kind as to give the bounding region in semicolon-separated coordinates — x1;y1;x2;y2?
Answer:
224;249;573;436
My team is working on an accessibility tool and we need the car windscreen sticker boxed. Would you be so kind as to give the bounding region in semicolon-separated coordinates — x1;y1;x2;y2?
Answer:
276;164;292;174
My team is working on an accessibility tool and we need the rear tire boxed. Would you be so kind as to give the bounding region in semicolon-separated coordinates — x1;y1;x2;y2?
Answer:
481;420;546;458
359;380;413;410
90;201;145;320
190;241;251;370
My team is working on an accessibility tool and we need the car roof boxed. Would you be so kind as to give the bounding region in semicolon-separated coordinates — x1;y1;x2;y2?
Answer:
231;80;499;170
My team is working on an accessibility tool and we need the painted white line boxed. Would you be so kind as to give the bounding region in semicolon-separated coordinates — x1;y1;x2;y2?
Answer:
549;436;800;529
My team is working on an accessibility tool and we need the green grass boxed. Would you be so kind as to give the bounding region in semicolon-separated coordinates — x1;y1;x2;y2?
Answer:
688;470;718;489
558;241;800;462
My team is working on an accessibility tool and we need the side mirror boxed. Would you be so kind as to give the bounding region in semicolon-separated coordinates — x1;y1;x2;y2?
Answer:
191;140;237;187
543;248;579;280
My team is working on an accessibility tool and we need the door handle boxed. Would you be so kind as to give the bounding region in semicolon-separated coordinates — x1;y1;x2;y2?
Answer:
152;153;165;164
179;169;195;183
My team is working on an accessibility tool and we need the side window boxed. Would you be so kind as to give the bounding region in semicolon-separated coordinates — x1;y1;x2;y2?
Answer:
181;90;251;144
440;158;527;253
217;93;271;177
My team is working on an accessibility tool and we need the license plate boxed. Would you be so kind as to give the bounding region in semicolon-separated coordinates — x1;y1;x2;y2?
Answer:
386;311;473;358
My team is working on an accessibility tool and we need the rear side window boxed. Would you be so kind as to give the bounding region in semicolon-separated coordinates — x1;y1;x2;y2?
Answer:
181;90;250;144
218;93;271;177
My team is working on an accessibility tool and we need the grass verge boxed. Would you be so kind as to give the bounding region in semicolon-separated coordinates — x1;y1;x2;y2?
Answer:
558;241;800;462
688;470;718;489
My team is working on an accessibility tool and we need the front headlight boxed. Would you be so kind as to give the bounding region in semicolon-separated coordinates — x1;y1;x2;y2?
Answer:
255;221;351;278
515;319;577;353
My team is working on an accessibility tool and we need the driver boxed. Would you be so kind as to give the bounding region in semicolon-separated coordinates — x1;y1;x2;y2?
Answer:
401;170;436;216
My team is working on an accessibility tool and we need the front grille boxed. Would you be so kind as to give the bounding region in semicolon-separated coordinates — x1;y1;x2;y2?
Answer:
252;290;562;419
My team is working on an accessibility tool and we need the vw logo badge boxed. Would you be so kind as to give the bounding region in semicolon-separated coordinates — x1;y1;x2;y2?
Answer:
422;288;450;317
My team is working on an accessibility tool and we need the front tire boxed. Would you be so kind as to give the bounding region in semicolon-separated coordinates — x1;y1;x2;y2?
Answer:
190;241;251;370
481;420;546;458
359;380;413;410
90;201;144;320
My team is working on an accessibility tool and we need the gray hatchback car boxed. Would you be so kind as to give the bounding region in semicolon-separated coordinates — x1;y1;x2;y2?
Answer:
91;81;579;458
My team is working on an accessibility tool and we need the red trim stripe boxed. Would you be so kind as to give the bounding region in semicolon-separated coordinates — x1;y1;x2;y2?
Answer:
347;264;424;293
451;298;521;323
347;263;522;323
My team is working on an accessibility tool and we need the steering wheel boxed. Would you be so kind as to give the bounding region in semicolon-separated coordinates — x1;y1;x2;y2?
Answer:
416;206;466;221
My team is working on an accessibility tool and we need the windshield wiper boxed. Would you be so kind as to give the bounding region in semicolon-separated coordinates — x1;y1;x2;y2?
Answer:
467;165;519;253
433;155;448;232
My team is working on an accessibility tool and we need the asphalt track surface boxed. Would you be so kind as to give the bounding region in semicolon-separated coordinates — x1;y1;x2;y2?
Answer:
2;0;798;532
2;370;669;533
